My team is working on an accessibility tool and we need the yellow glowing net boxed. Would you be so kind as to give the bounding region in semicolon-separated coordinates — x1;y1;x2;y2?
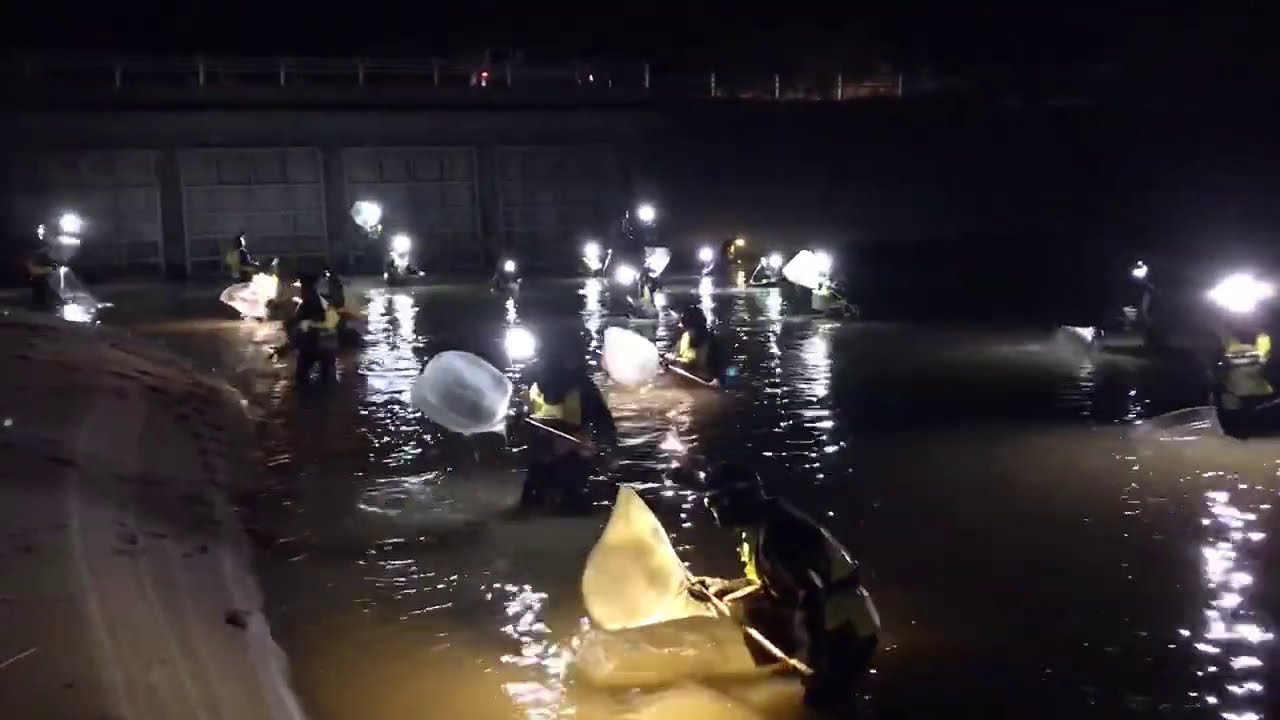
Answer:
582;486;717;631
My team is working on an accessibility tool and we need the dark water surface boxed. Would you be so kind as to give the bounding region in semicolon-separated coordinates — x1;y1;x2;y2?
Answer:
122;278;1278;720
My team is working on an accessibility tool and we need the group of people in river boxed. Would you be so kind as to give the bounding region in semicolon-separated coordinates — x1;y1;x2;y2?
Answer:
223;232;881;715
518;308;877;715
221;233;358;384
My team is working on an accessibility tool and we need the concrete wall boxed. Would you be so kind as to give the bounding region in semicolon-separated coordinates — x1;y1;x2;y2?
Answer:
8;96;1280;280
179;148;329;274
343;147;481;269
493;144;624;271
8;150;165;272
1;109;649;277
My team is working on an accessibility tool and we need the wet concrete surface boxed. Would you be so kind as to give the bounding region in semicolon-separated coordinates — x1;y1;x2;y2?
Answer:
96;277;1279;720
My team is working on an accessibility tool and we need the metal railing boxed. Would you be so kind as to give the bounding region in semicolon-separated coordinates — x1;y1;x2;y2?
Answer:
5;55;905;103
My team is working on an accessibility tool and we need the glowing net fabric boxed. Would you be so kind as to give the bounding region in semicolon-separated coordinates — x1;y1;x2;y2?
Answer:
410;351;512;436
582;487;715;631
219;273;279;320
602;328;661;386
576;487;760;689
780;250;824;290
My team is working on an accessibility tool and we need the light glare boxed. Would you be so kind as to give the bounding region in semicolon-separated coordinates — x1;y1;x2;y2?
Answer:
350;200;383;231
1208;273;1275;314
504;327;538;361
613;263;638;286
58;212;83;235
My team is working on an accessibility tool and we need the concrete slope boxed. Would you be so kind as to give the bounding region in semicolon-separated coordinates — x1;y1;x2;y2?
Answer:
0;310;306;720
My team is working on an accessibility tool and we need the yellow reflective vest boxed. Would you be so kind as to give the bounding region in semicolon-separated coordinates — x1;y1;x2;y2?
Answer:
676;332;709;369
738;535;761;584
529;383;582;428
299;305;341;333
1225;332;1272;363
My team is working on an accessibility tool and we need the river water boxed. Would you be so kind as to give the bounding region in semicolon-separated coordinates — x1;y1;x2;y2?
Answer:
126;278;1278;720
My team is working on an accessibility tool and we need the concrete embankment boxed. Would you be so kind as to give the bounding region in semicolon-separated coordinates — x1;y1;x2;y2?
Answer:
0;309;306;720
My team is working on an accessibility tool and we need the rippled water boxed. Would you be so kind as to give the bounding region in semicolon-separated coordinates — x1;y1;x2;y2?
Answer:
129;278;1278;720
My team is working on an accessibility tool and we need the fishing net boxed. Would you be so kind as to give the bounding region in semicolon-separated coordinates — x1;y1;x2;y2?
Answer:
410;351;512;435
576;487;758;688
643;247;672;277
1134;406;1223;441
602;327;660;386
219;273;280;320
582;487;715;630
780;250;824;290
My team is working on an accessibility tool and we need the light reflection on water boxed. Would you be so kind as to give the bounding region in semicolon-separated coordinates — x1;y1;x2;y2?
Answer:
130;278;1280;719
494;584;573;720
359;289;421;402
1188;474;1273;719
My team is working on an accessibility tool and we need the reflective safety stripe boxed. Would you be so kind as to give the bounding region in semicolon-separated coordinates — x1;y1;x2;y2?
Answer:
529;384;582;427
1226;338;1255;356
1225;333;1270;360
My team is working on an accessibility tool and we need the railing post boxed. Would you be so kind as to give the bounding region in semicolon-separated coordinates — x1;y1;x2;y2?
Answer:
504;60;512;86
278;59;286;87
197;56;206;87
432;60;440;86
642;61;650;90
709;71;717;98
357;59;365;85
773;73;780;100
114;60;123;89
897;72;904;97
835;71;843;100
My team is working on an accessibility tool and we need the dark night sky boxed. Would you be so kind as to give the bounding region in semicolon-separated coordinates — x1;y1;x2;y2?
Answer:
1;2;1272;73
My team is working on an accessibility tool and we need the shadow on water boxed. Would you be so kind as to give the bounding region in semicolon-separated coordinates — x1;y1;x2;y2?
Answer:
127;278;1278;720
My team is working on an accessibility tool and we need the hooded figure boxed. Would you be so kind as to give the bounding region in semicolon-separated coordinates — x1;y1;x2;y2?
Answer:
25;233;58;311
696;463;880;715
286;274;340;384
520;335;616;511
667;305;727;384
225;232;259;282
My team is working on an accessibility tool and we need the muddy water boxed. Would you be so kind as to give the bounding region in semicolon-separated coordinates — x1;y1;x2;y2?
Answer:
129;279;1278;720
